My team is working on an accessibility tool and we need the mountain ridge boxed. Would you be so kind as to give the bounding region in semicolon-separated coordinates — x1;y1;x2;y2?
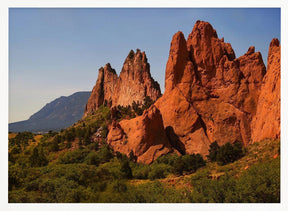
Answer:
9;91;91;132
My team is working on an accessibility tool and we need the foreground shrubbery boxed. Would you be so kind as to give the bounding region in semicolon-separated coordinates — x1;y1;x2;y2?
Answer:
8;105;280;203
189;157;280;203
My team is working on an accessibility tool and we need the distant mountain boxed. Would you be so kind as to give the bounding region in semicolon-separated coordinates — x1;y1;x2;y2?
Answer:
9;91;91;132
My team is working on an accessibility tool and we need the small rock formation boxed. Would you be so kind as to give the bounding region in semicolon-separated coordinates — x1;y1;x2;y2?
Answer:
155;20;267;155
84;49;161;117
107;105;173;164
251;39;281;142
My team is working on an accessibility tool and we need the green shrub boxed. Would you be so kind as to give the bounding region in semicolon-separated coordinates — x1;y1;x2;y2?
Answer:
148;163;172;180
156;153;179;166
132;164;150;179
29;147;48;167
236;157;280;202
216;142;244;165
120;159;133;179
207;141;220;162
173;154;206;175
98;145;114;163
189;158;280;203
84;152;100;166
58;149;90;164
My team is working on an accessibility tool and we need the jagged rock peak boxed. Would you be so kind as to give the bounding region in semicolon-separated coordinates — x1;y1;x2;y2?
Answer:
270;38;280;47
251;38;280;143
104;63;117;74
84;49;162;117
191;20;218;39
165;31;189;91
155;20;268;156
125;49;148;64
245;46;255;55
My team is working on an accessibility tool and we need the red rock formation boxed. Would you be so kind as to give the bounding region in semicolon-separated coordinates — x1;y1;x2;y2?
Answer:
96;20;280;162
84;63;117;117
155;20;267;156
251;39;281;142
107;105;173;164
84;49;161;117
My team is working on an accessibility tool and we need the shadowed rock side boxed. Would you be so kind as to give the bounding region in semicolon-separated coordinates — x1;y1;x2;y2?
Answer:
155;20;267;155
84;50;161;117
107;105;173;164
251;39;281;142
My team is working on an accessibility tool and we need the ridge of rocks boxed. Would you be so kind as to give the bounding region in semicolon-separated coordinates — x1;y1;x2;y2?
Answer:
104;21;280;163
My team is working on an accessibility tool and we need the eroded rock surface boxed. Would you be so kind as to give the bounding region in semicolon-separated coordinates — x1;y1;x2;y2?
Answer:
84;50;161;117
251;39;281;142
101;21;280;161
107;105;173;164
155;20;268;156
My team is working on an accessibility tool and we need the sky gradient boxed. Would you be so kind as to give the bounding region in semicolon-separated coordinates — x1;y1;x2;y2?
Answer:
9;8;280;123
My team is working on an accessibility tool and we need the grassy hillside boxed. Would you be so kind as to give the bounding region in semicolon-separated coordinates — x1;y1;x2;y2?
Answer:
8;105;280;203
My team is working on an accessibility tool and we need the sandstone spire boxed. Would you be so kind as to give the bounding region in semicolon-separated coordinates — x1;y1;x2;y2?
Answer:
84;49;161;117
155;20;267;155
251;38;280;142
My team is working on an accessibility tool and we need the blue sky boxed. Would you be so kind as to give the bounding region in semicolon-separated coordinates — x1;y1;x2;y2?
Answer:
9;8;280;123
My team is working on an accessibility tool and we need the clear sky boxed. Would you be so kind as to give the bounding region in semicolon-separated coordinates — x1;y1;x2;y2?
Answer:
9;8;280;123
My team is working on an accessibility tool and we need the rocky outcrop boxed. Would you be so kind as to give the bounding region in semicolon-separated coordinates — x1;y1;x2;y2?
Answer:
155;20;267;155
251;39;281;142
98;20;280;162
84;63;118;117
84;49;161;117
107;105;173;164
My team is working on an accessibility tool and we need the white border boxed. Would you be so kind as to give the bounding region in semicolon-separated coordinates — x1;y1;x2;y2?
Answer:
1;0;287;211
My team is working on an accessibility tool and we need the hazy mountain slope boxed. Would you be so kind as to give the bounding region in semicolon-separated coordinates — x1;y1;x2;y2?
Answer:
9;91;91;132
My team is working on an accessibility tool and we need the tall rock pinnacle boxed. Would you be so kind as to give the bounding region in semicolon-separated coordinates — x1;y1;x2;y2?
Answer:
84;49;161;117
155;20;268;155
251;39;281;142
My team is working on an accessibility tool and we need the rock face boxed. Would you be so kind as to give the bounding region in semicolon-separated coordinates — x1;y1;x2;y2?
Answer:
84;50;161;117
107;105;173;164
251;39;281;142
104;21;280;162
155;20;267;155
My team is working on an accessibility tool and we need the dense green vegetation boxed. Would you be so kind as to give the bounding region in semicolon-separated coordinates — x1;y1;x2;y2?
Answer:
189;157;280;202
207;141;245;165
8;105;280;203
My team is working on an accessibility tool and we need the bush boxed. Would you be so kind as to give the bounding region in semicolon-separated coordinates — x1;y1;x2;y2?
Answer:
98;145;114;163
148;163;172;180
189;157;280;203
29;147;48;167
132;164;150;179
120;159;133;179
58;149;90;164
190;173;237;203
172;154;206;175
182;153;206;173
156;153;179;166
47;140;59;152
235;157;280;202
207;141;220;162
216;142;244;165
207;141;244;165
84;152;100;166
